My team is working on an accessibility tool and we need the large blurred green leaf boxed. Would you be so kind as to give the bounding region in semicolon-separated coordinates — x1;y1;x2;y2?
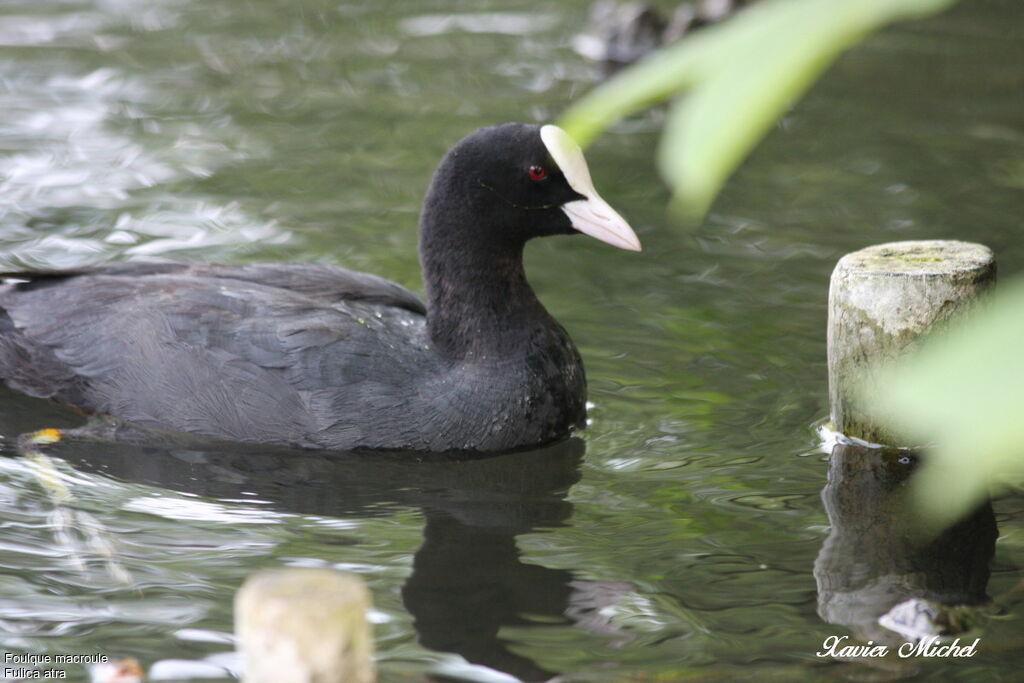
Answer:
864;278;1024;530
558;0;956;216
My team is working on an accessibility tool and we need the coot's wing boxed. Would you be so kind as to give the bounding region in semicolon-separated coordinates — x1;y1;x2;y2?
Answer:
0;265;429;447
1;261;426;314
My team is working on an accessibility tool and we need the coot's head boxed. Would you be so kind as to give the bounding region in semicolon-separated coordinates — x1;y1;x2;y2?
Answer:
420;123;640;252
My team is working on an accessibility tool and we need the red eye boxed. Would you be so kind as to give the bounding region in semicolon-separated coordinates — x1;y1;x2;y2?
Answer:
528;165;547;180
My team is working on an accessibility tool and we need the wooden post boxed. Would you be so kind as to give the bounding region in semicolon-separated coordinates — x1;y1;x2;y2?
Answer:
827;240;995;445
236;568;375;683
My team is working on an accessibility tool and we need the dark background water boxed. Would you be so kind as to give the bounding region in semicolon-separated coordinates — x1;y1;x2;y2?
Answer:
0;0;1022;681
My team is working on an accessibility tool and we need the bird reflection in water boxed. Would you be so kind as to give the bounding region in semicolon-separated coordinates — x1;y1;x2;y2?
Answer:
12;419;632;682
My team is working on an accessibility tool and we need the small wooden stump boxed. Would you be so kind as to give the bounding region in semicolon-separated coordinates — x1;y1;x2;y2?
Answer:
827;240;995;445
236;568;375;683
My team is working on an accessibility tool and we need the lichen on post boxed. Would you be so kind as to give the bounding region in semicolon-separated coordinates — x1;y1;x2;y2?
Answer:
827;240;996;446
235;568;375;683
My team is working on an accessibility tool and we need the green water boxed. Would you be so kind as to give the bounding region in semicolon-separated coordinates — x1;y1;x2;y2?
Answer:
1;0;1022;680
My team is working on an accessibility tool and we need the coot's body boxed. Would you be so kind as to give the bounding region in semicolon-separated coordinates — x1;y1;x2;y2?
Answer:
0;124;638;451
0;260;582;451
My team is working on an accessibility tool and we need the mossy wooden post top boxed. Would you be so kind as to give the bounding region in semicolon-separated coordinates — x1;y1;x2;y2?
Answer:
827;240;996;446
834;241;993;276
235;567;375;683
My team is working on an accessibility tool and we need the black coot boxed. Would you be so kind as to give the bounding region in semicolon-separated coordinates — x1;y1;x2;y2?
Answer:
0;123;640;451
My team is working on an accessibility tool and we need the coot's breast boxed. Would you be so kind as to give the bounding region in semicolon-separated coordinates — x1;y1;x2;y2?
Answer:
401;319;587;452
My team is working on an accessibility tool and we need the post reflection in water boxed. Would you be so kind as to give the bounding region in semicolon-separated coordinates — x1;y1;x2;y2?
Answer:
31;422;591;682
815;442;996;646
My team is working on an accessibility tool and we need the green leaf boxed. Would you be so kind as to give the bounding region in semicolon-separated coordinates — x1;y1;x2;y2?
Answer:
864;277;1024;530
558;0;956;217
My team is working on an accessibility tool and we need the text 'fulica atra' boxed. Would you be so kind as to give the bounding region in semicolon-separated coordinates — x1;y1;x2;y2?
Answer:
0;123;639;451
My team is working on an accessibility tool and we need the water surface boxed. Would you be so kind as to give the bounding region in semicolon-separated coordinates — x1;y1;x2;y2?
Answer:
1;0;1022;680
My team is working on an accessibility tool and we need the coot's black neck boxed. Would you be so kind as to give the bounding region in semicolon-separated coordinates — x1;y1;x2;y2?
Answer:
419;198;558;361
421;237;557;361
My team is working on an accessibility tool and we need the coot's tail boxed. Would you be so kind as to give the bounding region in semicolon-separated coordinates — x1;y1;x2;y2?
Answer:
0;305;84;403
